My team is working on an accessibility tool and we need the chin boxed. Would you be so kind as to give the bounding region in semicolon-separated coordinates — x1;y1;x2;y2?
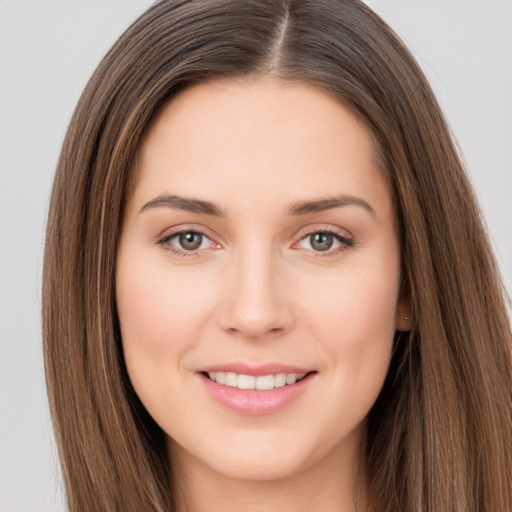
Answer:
207;451;310;482
168;429;320;483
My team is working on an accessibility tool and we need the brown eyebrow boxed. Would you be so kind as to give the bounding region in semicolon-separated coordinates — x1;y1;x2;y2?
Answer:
140;194;226;217
286;195;376;217
140;194;376;218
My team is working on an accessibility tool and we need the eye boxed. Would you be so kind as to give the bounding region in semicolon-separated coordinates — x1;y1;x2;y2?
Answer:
308;232;336;251
295;230;353;254
158;230;217;254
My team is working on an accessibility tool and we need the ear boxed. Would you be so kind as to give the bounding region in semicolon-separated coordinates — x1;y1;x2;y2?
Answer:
395;297;412;332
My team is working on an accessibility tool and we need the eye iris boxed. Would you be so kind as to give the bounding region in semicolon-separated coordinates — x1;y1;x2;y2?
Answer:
179;232;202;250
310;232;333;251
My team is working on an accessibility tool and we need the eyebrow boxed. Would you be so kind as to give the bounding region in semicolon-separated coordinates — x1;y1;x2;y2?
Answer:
140;194;226;216
140;193;376;218
286;195;376;217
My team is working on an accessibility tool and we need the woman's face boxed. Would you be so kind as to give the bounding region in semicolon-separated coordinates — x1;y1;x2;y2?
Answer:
116;78;409;483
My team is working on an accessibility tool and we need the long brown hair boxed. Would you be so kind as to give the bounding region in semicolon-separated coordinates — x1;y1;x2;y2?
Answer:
43;1;512;510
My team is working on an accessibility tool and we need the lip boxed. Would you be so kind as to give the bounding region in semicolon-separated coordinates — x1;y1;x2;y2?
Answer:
197;362;311;377
197;365;316;416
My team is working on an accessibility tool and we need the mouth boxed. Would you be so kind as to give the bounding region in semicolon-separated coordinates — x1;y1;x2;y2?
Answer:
198;366;317;415
201;370;313;391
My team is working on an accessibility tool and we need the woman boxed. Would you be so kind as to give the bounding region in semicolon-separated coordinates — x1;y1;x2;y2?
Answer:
42;1;512;511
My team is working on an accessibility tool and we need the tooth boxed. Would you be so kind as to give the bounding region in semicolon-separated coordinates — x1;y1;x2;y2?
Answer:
274;373;287;388
286;373;297;385
256;374;275;390
209;371;308;388
238;374;256;389
225;372;237;387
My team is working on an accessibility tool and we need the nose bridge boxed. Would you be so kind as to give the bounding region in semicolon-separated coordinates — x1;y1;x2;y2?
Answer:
220;239;291;338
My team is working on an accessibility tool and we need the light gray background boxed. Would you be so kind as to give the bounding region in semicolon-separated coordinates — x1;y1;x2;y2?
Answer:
0;1;510;511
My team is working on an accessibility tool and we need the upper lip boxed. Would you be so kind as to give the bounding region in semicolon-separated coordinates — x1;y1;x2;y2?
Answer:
196;363;313;377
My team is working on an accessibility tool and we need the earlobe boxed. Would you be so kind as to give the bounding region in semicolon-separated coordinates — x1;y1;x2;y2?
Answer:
395;300;412;332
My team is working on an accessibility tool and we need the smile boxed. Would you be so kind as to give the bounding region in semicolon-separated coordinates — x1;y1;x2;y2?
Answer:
198;366;317;415
205;371;308;390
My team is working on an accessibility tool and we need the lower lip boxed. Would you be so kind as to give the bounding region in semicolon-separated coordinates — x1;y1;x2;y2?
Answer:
199;373;315;415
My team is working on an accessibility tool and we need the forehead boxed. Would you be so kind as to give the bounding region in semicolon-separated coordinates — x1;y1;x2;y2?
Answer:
130;78;392;218
140;77;378;160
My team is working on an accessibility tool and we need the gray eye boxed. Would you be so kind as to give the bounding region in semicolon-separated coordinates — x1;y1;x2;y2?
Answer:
178;232;203;250
309;233;334;251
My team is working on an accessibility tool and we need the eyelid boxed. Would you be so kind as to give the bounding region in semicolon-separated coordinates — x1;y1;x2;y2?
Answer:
155;223;354;257
293;223;353;242
156;224;222;255
156;223;220;242
291;224;354;256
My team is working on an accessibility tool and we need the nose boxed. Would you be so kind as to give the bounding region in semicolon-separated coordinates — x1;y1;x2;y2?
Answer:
219;245;294;340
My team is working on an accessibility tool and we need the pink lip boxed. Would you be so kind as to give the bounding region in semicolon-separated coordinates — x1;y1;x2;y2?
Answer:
198;367;316;416
197;362;311;376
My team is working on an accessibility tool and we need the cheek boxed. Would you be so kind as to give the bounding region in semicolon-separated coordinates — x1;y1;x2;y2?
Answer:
115;250;219;404
300;260;399;393
302;258;399;336
115;255;217;432
116;253;215;348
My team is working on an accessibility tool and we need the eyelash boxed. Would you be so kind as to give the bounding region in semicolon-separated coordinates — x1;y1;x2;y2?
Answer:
293;227;354;257
157;226;219;258
157;226;354;258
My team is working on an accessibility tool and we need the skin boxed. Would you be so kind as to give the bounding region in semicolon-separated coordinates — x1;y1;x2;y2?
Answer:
116;78;411;512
